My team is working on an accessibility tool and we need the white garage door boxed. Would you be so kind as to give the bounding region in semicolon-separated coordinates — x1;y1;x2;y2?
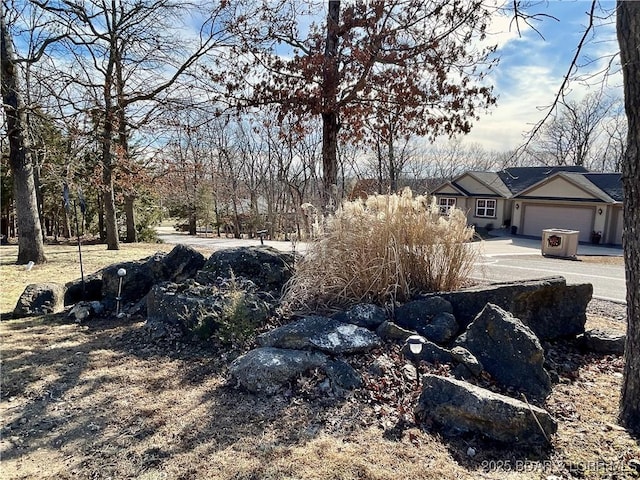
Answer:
522;204;594;242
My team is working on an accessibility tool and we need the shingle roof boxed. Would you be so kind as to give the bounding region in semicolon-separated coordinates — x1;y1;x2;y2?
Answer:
431;166;622;204
582;173;624;202
497;166;589;195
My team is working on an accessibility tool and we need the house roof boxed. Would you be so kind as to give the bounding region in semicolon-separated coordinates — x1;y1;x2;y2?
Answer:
430;166;622;205
496;166;589;195
582;173;624;202
467;171;512;198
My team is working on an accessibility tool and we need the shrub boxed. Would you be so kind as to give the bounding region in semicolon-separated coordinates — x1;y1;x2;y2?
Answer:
282;188;476;312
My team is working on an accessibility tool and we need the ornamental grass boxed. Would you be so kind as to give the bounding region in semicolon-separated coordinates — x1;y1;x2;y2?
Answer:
283;188;477;313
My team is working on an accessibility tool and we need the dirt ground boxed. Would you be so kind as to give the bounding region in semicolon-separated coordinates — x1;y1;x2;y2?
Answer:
0;244;637;479
1;309;637;480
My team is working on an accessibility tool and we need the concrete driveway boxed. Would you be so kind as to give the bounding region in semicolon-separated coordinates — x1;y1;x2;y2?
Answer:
471;233;625;303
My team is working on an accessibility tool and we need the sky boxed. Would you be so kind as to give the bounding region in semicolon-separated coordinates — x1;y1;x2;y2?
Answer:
460;0;621;152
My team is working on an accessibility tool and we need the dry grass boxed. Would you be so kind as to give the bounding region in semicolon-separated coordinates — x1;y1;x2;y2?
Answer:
285;189;477;312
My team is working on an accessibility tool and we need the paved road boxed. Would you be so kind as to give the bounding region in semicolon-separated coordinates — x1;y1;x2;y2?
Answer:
157;228;626;304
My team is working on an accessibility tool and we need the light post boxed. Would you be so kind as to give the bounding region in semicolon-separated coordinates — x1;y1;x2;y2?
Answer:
407;334;425;389
116;268;127;318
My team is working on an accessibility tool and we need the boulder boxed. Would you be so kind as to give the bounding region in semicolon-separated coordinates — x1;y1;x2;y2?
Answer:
68;301;104;323
257;315;381;355
455;303;551;403
578;329;625;355
333;303;387;330
102;252;167;308
421;312;459;344
229;347;362;395
394;296;458;344
162;244;206;282
376;321;415;343
64;272;103;305
401;335;454;364
450;346;483;378
146;278;272;342
102;245;207;310
200;246;293;293
14;282;65;317
229;347;328;395
415;374;557;445
426;277;591;340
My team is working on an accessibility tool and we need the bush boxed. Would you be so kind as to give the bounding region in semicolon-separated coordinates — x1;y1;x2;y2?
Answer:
283;188;476;312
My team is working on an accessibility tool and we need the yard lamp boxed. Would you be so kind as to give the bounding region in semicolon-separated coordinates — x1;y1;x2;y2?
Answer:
116;268;127;318
407;335;425;389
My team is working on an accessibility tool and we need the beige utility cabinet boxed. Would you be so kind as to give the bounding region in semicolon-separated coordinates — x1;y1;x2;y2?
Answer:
541;229;579;258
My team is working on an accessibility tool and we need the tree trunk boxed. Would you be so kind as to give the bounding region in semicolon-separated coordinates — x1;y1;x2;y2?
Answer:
97;192;106;242
124;195;137;243
321;0;340;208
616;0;640;434
1;12;46;264
102;121;119;250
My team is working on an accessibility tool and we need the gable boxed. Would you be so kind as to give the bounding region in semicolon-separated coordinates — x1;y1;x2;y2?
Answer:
433;184;465;196
456;175;501;196
519;176;599;200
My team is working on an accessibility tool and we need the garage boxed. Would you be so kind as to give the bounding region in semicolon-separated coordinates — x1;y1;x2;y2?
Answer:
613;208;623;245
521;204;595;242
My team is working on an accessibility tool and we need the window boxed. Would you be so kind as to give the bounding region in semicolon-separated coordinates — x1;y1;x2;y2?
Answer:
475;199;496;218
438;197;456;215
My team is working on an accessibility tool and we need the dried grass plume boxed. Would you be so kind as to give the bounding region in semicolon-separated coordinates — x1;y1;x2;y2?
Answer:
283;188;476;313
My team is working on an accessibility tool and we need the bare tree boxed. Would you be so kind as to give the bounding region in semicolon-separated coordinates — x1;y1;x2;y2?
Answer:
1;10;46;264
29;0;234;249
524;93;622;170
229;0;498;205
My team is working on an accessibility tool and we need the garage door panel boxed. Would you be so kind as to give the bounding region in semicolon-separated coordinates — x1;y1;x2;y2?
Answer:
522;205;594;242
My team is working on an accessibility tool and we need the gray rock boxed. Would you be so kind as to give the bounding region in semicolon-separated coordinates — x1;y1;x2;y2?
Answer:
394;296;459;344
324;359;363;391
14;283;65;317
102;252;167;308
229;347;329;395
415;374;557;445
427;277;591;340
450;346;483;377
146;279;271;341
333;303;387;330
421;312;459;344
401;335;454;364
102;244;207;310
200;246;293;293
578;329;625;355
376;321;415;343
162;244;206;282
257;315;381;355
68;301;104;323
455;303;551;403
64;272;103;305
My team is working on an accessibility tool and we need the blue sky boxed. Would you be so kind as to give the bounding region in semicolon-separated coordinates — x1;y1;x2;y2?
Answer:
461;0;621;151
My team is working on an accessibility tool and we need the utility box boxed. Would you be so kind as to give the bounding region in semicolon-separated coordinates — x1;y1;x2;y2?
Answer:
541;229;579;258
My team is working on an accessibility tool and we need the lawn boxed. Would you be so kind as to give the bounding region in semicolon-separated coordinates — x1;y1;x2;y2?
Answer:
0;242;637;479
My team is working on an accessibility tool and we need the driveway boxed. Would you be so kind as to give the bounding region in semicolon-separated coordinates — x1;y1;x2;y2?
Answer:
471;235;626;304
157;228;626;304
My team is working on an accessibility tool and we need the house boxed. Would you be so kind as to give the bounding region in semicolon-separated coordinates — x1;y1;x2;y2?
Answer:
431;166;623;245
